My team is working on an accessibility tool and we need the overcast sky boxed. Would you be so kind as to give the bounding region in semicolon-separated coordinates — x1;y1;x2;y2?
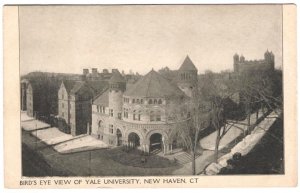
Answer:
20;5;282;75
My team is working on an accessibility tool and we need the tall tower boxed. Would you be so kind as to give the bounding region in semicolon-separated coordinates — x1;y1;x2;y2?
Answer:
108;69;126;120
177;55;198;98
233;53;240;72
264;50;275;70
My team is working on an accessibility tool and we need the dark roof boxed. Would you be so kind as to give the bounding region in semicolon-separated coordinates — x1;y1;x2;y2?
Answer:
70;81;85;94
93;89;109;107
124;69;186;98
62;80;77;93
179;55;198;71
109;70;125;83
86;81;109;96
27;80;47;93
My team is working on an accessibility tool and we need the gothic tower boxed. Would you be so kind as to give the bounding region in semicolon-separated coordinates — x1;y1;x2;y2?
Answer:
233;53;240;72
177;55;198;98
108;69;126;120
264;50;275;70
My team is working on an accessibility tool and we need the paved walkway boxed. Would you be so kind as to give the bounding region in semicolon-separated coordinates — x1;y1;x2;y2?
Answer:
173;110;266;175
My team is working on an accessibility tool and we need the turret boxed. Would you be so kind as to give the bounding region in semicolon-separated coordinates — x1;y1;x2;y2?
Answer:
108;70;126;119
177;55;198;98
240;55;245;62
264;50;275;70
233;53;240;72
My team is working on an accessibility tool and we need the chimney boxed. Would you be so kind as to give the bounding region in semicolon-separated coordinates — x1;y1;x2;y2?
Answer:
103;69;109;74
112;69;118;73
83;69;89;75
92;68;98;75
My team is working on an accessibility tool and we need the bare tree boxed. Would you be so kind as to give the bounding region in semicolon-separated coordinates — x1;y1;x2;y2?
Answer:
166;90;210;175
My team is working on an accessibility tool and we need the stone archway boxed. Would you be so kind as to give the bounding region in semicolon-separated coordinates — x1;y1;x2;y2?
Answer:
149;133;162;153
128;132;140;148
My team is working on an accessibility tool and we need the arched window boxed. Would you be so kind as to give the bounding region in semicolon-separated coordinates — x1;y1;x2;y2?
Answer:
148;99;153;104
138;110;142;121
154;99;157;104
158;99;162;104
137;99;140;104
132;99;135;104
156;111;161;121
150;111;155;122
98;120;102;128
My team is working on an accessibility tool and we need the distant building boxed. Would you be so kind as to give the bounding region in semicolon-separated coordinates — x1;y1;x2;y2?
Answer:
91;56;199;154
233;50;275;74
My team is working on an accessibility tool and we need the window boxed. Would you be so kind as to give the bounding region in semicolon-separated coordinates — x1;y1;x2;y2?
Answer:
133;110;136;120
132;99;135;104
109;109;113;117
109;125;114;134
158;99;162;104
124;108;128;118
62;103;64;108
98;120;102;128
141;99;143;104
150;111;155;122
62;112;64;118
138;110;141;121
62;93;64;99
154;99;157;104
148;99;153;104
118;113;122;119
156;111;161;121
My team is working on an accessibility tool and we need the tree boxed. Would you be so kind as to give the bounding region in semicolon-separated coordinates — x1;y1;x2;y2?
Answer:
166;90;210;175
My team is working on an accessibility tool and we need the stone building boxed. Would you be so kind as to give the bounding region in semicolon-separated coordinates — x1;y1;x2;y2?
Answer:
58;78;108;136
233;50;275;74
91;56;198;154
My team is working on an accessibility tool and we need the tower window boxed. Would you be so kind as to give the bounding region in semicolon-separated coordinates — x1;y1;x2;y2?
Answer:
158;99;162;104
154;99;157;104
156;111;161;121
133;110;137;120
148;99;153;104
150;111;155;122
109;109;113;117
138;111;141;121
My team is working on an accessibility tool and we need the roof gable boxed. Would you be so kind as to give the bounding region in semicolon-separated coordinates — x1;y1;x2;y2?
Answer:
109;70;125;83
179;55;198;71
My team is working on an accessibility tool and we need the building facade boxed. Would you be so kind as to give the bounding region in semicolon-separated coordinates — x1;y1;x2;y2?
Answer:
91;56;198;154
58;78;108;136
233;50;275;74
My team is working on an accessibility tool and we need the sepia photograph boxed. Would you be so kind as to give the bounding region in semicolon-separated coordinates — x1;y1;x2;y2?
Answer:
3;4;297;188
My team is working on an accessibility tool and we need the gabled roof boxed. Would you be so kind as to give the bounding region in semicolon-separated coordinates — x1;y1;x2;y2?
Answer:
62;80;77;93
70;81;85;95
179;55;198;71
93;88;109;107
86;80;109;96
109;70;125;83
124;69;186;98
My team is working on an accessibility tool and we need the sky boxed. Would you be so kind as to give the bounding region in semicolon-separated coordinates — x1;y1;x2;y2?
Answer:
19;5;282;76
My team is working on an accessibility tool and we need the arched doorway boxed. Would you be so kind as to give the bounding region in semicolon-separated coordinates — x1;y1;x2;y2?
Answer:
116;129;122;146
128;132;140;147
150;133;162;153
